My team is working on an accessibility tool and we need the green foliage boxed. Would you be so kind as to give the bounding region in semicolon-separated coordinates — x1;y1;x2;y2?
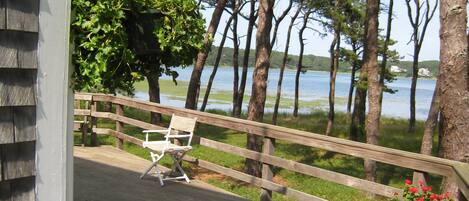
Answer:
71;0;205;94
71;0;136;94
152;0;205;67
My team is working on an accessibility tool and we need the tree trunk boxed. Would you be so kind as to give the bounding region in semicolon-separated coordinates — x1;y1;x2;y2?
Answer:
245;0;274;178
409;52;419;133
405;0;438;133
270;0;293;48
293;11;310;117
350;81;367;141
379;0;393;111
147;74;162;124
200;17;234;112
437;111;444;157
346;58;357;115
326;27;340;136
234;0;256;118
420;80;440;156
439;0;469;197
363;0;380;185
185;0;228;110
412;79;440;185
272;3;301;125
232;0;240;116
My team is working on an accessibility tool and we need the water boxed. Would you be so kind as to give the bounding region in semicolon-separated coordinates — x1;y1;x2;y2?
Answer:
136;66;436;120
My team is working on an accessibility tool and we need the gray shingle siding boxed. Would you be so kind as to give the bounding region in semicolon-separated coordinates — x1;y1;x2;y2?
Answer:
0;0;39;199
0;69;36;106
0;31;38;69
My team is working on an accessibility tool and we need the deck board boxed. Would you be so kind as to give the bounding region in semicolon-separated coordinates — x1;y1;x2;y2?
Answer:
74;146;248;201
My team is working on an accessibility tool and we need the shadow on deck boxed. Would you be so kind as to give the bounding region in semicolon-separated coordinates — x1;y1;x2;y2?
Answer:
73;146;248;201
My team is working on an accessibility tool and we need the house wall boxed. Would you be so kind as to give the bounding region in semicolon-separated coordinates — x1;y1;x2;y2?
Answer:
0;0;72;200
0;0;38;200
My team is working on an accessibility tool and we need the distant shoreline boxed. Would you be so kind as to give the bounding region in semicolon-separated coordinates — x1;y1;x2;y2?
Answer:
202;65;438;80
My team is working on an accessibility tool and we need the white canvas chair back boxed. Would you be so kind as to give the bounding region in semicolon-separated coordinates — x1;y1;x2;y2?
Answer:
166;114;197;146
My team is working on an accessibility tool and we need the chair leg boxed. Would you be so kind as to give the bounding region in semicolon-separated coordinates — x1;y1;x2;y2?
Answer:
171;152;190;183
140;153;163;180
140;161;158;179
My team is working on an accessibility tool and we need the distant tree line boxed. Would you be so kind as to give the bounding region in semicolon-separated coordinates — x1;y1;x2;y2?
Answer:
205;46;440;76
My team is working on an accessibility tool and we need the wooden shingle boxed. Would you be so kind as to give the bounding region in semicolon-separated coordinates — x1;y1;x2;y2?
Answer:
17;32;38;69
0;147;2;181
0;107;14;144
13;106;36;142
5;0;39;32
0;180;11;201
10;176;34;201
0;0;5;29
0;31;18;68
2;141;35;180
0;69;36;106
0;31;38;69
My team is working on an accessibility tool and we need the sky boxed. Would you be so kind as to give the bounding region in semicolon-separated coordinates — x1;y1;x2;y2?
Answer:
200;0;442;61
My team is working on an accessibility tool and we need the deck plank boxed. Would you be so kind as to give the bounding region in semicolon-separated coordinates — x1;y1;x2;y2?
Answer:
74;146;248;201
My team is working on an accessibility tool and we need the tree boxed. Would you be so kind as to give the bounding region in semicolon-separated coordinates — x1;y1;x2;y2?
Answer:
340;1;365;116
200;16;234;111
270;0;293;48
324;0;347;136
405;0;438;133
293;9;311;117
362;0;380;184
378;0;393;107
412;79;440;185
72;0;205;125
71;0;136;94
245;0;274;178
272;1;302;125
231;0;241;116
186;0;228;110
438;0;469;197
233;0;257;118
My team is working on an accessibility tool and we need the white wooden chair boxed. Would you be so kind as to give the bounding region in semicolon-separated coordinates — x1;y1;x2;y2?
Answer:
139;114;197;186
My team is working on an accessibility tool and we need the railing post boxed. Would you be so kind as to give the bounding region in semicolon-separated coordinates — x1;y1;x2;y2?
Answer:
115;104;124;149
260;137;275;201
82;100;90;146
90;100;98;146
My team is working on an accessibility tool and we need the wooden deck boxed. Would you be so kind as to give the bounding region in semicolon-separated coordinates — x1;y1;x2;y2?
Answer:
74;146;248;201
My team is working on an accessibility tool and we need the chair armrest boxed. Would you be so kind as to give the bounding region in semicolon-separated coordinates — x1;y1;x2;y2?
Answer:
143;129;169;142
167;134;192;138
143;129;169;133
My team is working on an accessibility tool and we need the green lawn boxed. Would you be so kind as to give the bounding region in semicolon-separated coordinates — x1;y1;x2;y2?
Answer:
75;103;442;201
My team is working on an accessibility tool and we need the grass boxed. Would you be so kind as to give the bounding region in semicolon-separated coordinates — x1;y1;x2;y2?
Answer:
75;102;443;201
133;79;343;110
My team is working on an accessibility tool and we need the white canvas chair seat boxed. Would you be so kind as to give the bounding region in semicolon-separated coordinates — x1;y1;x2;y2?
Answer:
143;141;192;153
139;114;197;186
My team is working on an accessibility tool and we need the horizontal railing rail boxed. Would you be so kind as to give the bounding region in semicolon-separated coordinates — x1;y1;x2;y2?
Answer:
74;93;469;201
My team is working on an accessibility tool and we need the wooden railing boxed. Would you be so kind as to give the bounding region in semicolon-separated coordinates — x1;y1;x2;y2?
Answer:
74;93;469;201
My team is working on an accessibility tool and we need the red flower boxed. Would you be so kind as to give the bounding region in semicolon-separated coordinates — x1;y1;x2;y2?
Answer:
422;186;432;192
442;192;450;198
405;179;412;185
418;180;424;186
416;196;425;201
429;193;438;200
409;187;419;194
